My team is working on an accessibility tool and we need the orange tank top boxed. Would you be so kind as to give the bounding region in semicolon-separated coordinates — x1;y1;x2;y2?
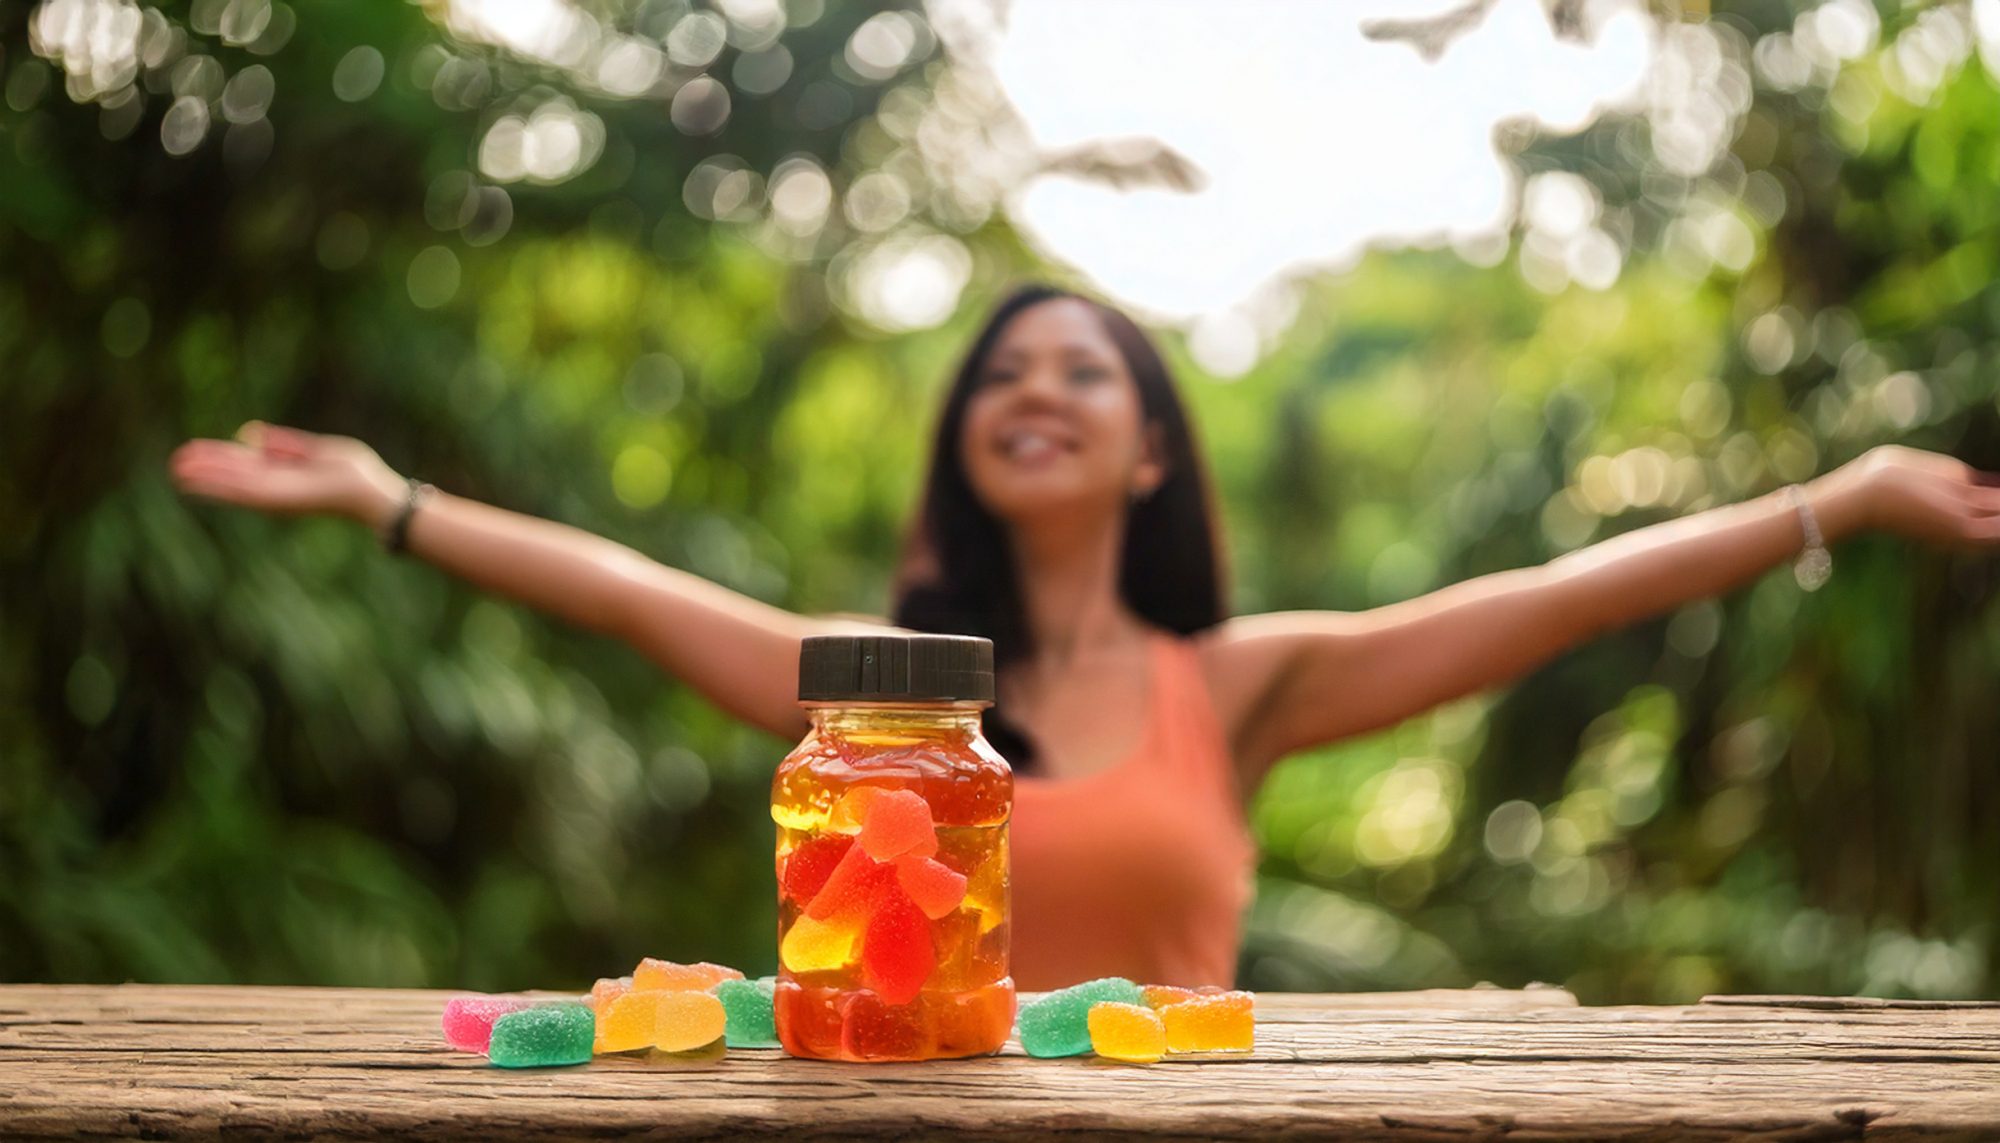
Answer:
1008;632;1257;991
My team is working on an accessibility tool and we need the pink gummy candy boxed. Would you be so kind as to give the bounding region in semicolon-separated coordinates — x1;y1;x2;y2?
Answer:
441;995;540;1053
858;789;938;861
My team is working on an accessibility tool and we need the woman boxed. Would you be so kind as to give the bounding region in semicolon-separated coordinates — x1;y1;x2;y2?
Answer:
170;284;2000;990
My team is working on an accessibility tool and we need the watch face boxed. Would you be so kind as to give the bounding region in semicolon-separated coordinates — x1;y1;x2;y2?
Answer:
1794;548;1832;592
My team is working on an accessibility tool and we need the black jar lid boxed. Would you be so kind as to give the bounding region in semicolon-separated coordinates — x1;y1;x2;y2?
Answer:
798;633;994;704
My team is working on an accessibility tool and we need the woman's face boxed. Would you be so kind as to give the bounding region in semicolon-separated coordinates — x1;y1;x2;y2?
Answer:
958;298;1165;526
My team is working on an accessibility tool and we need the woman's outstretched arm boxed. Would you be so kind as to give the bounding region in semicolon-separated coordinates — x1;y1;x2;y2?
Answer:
1214;446;2000;784
170;422;896;740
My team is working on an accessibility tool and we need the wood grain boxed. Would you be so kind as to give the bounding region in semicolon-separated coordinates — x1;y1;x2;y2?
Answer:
3;984;1998;1139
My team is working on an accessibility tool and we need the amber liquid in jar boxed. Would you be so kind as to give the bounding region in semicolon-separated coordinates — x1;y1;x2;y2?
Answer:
771;702;1014;1061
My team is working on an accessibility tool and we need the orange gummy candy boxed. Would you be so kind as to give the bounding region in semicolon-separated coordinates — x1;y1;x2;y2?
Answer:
894;855;969;920
857;789;938;861
1087;1001;1166;1063
1160;991;1254;1053
589;976;632;1012
1140;984;1201;1009
632;958;744;992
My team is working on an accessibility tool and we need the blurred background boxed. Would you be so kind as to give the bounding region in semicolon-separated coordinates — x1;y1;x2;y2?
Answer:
3;0;1997;1001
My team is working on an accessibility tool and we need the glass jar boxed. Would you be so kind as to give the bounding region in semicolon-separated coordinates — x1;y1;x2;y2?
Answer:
771;634;1014;1061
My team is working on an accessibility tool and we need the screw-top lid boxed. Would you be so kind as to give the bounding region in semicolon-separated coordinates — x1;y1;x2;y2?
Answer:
798;633;994;704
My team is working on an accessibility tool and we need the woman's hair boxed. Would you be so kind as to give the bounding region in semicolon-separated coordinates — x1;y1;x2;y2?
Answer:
891;284;1229;772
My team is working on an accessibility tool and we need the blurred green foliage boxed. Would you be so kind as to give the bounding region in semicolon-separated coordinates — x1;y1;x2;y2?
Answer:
2;0;1995;1001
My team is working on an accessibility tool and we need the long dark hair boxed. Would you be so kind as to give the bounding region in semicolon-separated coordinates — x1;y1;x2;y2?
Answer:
890;285;1228;772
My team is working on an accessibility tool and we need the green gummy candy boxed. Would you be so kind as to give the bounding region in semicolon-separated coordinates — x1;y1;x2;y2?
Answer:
488;1002;594;1068
1017;977;1143;1058
714;976;778;1048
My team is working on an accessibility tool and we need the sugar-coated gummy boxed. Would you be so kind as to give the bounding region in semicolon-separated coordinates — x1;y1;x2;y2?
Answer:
651;989;728;1052
1016;977;1144;1058
781;912;861;972
1087;1001;1166;1063
894;855;969;920
857;788;939;861
441;995;539;1053
488;1002;595;1068
806;843;891;921
632;959;744;992
713;977;780;1048
859;888;934;1005
781;834;855;903
1160;991;1255;1053
595;990;667;1053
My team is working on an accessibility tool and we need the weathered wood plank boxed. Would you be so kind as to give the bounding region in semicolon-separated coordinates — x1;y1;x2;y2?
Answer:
2;984;1997;1141
1701;994;2000;1011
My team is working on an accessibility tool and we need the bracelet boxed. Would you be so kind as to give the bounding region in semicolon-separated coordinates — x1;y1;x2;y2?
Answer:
1783;484;1831;591
382;478;434;555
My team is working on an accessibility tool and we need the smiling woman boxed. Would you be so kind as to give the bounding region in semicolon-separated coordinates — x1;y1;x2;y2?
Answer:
169;281;2000;991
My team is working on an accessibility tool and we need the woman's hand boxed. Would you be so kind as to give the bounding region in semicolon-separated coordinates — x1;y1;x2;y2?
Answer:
169;422;406;528
1832;444;2000;548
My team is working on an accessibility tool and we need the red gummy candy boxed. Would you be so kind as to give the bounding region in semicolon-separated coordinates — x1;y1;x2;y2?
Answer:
858;789;938;861
806;842;891;921
861;888;935;1005
781;834;854;905
894;855;969;920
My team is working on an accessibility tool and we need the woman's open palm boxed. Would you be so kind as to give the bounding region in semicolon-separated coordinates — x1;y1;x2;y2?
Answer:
169;422;402;524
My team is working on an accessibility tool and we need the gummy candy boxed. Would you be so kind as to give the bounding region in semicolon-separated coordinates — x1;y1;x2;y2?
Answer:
1017;978;1144;1058
1160;991;1254;1053
441;995;540;1053
651;989;728;1052
894;855;969;920
1140;984;1203;1009
595;989;668;1053
588;976;632;1012
828;786;885;833
488;1002;594;1068
781;913;860;972
860;888;934;1005
714;976;779;1048
839;988;925;1058
1088;1001;1166;1063
858;789;938;861
781;834;854;903
805;843;893;921
633;958;743;992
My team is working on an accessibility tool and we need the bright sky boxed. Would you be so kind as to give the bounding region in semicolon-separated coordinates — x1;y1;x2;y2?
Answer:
970;0;1656;330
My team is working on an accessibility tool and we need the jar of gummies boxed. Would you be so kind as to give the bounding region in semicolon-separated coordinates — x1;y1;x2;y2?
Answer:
771;633;1014;1061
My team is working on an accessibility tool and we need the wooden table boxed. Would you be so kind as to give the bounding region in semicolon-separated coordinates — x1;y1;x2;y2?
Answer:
4;984;1999;1139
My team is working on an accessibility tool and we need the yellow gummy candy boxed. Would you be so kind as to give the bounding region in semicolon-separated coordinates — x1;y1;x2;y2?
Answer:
596;990;665;1053
651;990;727;1053
1087;1001;1166;1064
780;914;859;973
1161;991;1255;1053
